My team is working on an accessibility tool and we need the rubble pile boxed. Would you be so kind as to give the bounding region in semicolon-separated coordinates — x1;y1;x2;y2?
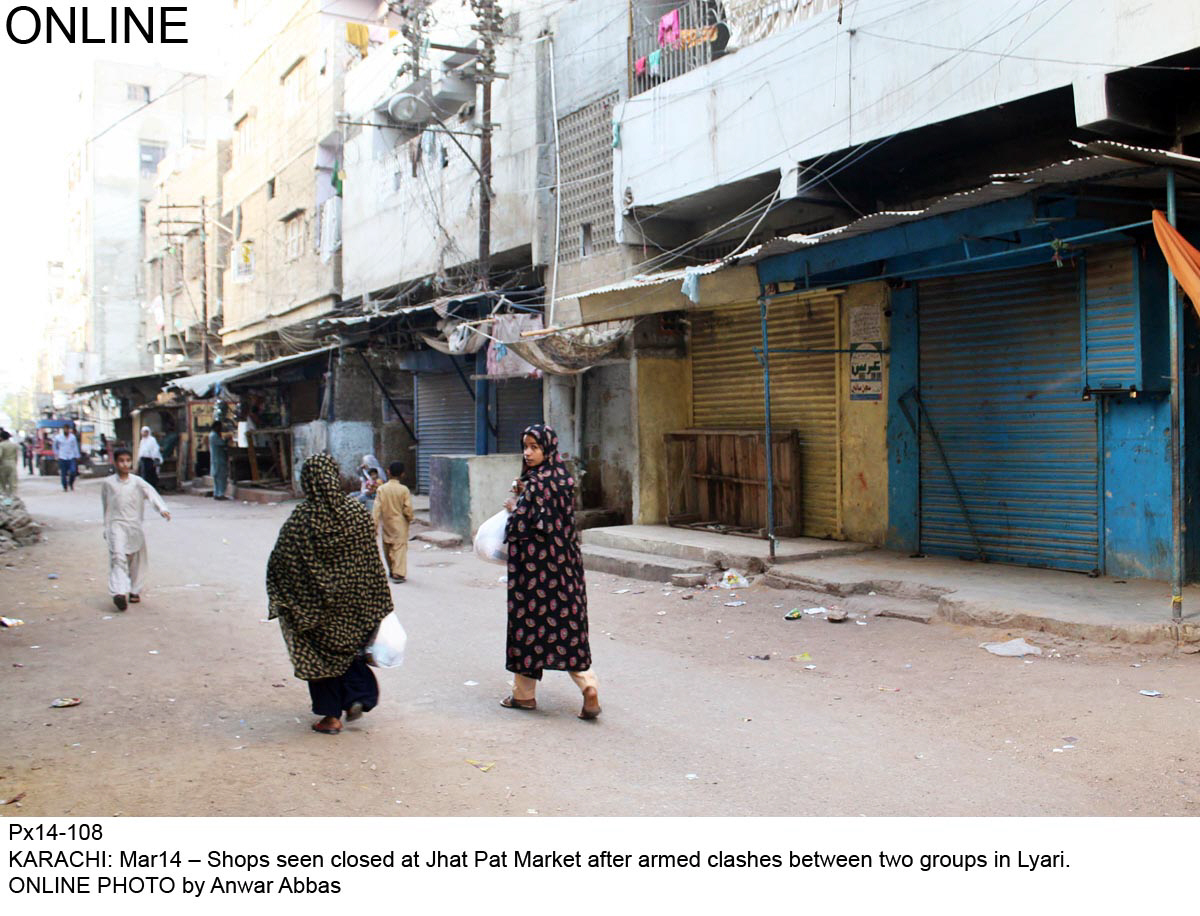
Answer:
0;496;40;553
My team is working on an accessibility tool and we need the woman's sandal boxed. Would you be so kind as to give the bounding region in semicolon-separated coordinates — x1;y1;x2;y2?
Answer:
500;696;537;710
579;686;602;720
311;717;342;734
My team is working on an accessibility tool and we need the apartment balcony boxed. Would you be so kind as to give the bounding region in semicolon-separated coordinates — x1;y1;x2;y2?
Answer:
630;1;730;95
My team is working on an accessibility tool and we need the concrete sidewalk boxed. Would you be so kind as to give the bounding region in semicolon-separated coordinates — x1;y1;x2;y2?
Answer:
764;549;1200;644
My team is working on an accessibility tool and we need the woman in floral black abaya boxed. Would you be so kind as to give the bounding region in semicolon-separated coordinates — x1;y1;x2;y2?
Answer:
500;424;600;719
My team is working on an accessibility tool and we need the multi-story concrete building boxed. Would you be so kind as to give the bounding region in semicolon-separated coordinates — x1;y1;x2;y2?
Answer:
62;61;224;387
219;0;399;357
144;141;233;373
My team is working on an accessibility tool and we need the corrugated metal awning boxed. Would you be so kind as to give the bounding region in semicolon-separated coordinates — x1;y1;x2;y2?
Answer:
166;347;335;397
72;369;187;394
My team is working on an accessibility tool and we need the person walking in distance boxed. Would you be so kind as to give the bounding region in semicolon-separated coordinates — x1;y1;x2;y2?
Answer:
136;426;162;490
101;448;170;611
0;430;19;496
54;423;81;491
209;420;230;500
500;424;600;719
373;460;414;583
267;455;393;735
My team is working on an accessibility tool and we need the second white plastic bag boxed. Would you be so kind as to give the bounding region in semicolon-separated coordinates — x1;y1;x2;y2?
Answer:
474;509;510;565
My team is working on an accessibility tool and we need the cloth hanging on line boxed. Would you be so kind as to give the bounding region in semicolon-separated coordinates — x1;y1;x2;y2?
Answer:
680;26;719;49
634;55;647;76
1152;209;1200;318
658;9;682;47
648;49;662;76
487;314;544;378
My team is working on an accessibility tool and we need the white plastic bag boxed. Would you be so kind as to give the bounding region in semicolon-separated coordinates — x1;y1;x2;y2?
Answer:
366;612;407;668
718;569;751;589
474;509;510;565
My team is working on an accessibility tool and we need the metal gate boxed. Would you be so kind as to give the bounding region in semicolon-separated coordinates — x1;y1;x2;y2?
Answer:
415;372;475;494
690;295;840;537
917;263;1100;572
495;378;544;452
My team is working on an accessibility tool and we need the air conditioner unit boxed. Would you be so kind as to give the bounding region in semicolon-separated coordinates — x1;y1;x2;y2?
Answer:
431;70;475;114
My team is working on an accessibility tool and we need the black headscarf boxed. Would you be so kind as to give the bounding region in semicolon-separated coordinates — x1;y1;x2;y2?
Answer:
266;454;393;679
519;423;567;479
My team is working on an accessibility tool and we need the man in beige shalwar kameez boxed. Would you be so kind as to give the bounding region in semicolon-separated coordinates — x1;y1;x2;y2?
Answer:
372;460;414;582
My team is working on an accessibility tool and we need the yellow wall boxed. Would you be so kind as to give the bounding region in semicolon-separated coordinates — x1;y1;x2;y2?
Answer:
838;282;890;544
632;353;692;524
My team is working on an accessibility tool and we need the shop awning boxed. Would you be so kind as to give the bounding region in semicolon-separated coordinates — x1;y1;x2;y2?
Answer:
72;368;187;394
166;347;337;397
563;263;760;324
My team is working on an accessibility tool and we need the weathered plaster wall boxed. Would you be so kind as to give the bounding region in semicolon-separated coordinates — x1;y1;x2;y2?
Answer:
839;282;890;545
430;453;521;539
632;354;692;524
581;363;634;519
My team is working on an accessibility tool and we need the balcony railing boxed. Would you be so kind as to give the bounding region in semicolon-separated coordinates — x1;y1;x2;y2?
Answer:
630;1;730;95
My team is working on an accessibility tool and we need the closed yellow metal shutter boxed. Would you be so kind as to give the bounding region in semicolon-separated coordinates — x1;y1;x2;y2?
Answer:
690;295;840;537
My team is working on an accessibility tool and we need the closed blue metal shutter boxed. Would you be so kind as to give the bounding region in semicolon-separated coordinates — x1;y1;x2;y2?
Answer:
495;378;543;453
1084;248;1139;390
415;373;475;494
918;263;1099;572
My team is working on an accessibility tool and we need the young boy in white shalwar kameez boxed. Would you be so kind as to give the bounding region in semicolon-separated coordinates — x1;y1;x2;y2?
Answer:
102;448;170;611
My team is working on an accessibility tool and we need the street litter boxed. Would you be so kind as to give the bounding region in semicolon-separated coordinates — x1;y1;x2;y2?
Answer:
788;653;812;662
803;665;817;670
423;544;433;550
148;650;159;655
465;760;495;773
50;698;81;707
102;616;112;621
12;663;23;668
855;620;868;626
783;609;803;620
656;610;667;616
724;601;746;607
2;793;26;806
47;574;58;580
718;570;750;589
463;680;479;686
876;686;900;692
685;774;699;780
747;654;771;661
803;607;829;615
680;594;693;600
1139;690;1163;698
826;609;848;623
1;617;25;627
613;589;630;594
980;638;1043;657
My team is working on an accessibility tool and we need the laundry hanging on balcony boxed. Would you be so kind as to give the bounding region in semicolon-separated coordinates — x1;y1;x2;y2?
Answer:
658;9;682;47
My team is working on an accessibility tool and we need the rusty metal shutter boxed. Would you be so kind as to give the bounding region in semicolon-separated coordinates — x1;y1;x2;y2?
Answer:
918;263;1099;572
415;373;475;495
690;295;840;537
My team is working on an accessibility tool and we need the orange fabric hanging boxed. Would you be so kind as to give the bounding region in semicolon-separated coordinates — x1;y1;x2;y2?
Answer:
1152;209;1200;317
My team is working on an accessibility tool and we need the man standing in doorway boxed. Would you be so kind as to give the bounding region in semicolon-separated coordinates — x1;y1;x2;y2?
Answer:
0;430;19;496
54;423;81;491
101;448;170;611
136;426;162;490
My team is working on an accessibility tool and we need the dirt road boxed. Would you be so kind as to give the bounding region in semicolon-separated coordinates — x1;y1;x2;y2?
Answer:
2;474;1198;816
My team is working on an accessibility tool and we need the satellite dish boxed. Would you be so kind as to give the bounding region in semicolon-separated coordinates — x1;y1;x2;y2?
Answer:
387;92;431;124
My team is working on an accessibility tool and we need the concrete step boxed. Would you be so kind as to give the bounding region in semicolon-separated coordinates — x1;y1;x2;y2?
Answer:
582;544;713;583
414;530;463;548
841;594;937;624
583;527;749;565
575;508;625;531
233;485;289;504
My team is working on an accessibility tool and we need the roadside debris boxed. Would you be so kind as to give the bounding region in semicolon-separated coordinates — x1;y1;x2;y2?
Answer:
747;654;771;661
680;594;694;601
788;653;812;662
783;608;803;620
47;573;59;580
826;609;848;623
1139;689;1163;698
2;793;26;806
465;760;495;773
49;698;81;708
803;607;829;615
980;637;1043;657
724;600;746;607
1;616;25;627
718;570;750;589
463;680;479;686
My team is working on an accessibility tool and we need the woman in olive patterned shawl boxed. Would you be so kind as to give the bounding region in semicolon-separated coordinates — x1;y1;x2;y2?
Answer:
267;454;393;734
500;424;600;719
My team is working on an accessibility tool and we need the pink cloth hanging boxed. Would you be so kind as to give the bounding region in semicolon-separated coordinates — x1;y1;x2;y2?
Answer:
658;9;681;47
635;55;647;76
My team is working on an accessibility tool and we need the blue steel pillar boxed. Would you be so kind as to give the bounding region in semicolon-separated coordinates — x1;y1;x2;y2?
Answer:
1167;169;1184;621
475;350;489;455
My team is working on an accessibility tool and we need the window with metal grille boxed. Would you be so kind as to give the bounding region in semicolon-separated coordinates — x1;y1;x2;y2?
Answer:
557;93;618;264
285;215;304;261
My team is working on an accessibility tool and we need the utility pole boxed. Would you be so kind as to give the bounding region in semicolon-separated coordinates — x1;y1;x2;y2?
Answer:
200;195;210;371
472;0;503;290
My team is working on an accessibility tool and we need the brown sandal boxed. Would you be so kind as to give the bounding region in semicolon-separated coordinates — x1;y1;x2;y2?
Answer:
311;717;342;734
500;696;537;710
579;686;602;720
